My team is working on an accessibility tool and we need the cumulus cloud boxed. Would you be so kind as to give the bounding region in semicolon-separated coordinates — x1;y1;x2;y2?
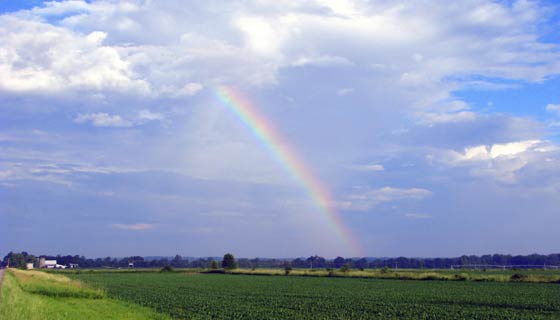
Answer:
435;139;558;182
0;16;149;93
338;186;432;211
4;0;556;99
454;140;542;161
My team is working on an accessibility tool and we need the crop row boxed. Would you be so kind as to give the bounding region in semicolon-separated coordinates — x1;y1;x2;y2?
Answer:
71;273;560;319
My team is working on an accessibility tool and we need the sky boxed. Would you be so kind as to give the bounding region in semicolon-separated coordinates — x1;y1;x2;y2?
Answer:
1;0;560;258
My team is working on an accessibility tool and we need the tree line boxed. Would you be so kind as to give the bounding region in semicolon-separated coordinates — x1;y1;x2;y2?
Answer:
3;251;559;270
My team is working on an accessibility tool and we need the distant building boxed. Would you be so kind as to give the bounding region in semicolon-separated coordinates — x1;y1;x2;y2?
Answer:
39;257;46;268
44;260;57;268
68;263;79;269
43;260;66;269
26;263;34;270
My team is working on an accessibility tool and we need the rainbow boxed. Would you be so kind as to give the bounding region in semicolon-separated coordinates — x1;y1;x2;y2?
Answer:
214;86;362;256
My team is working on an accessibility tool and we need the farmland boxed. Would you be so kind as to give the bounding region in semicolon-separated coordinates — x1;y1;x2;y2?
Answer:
0;269;170;320
71;272;560;319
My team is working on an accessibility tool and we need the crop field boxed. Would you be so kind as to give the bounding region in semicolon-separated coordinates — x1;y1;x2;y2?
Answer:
72;272;560;319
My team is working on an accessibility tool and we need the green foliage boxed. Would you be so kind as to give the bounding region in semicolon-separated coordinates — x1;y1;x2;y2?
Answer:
453;273;468;281
380;266;390;274
160;266;174;273
2;252;37;269
210;260;219;270
71;272;560;319
339;263;351;273
284;267;292;275
221;253;237;270
511;273;528;281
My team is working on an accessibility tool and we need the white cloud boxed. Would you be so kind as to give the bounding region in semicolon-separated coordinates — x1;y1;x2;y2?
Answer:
0;16;149;93
453;140;541;162
85;31;107;45
0;157;147;186
1;0;557;112
546;104;560;116
178;82;203;96
291;55;354;67
490;140;541;158
417;111;477;125
74;113;132;127
234;16;284;56
138;110;164;121
110;223;155;231
338;186;432;211
405;213;432;219
337;88;354;96
436;139;557;182
349;163;384;171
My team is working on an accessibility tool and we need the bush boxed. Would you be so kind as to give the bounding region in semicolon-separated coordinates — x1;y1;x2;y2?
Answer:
160;265;174;272
205;269;225;274
510;273;528;281
209;260;218;270
453;274;467;281
380;266;390;274
340;263;351;273
284;267;292;275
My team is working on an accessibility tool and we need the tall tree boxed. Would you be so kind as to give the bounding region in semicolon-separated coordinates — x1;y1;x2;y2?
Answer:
221;253;237;270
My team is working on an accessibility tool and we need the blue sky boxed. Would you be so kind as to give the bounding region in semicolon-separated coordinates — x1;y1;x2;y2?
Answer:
1;0;560;258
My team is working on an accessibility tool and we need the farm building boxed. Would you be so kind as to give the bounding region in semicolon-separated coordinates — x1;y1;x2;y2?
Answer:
26;263;34;270
40;258;66;269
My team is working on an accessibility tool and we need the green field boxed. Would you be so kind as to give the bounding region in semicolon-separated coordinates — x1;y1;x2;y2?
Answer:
72;272;560;319
0;269;170;320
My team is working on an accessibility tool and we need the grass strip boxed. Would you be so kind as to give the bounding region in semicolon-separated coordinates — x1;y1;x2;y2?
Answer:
0;269;171;320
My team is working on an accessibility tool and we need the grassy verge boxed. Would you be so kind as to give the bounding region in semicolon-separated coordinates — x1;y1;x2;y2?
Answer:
0;269;170;320
50;267;560;283
49;268;206;275
12;269;104;298
222;268;560;283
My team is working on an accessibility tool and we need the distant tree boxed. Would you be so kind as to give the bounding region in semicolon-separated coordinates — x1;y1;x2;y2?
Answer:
340;262;351;273
210;260;219;269
221;253;237;270
354;258;368;270
306;255;326;268
3;252;28;269
160;265;174;272
171;255;184;268
292;258;305;268
284;266;292;275
333;256;346;268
